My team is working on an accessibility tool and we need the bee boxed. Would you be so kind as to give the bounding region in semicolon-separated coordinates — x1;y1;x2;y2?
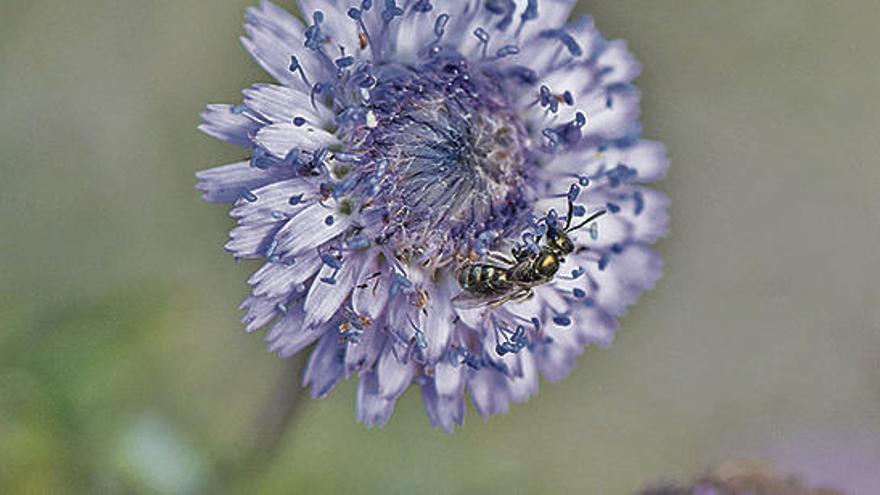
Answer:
452;201;606;309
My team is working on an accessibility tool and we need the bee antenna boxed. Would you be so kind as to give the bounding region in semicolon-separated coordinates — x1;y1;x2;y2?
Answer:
565;209;607;233
564;199;574;230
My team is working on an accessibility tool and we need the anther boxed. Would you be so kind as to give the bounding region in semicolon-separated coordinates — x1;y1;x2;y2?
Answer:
567;183;581;202
434;14;450;38
552;315;571;327
517;0;538;36
495;44;519;58
321;253;342;270
265;238;278;258
382;0;404;22
346;235;371;251
335;56;355;69
633;190;644;215
412;0;433;13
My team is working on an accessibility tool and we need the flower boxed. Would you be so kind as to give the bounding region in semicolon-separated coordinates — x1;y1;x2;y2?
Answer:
197;0;668;431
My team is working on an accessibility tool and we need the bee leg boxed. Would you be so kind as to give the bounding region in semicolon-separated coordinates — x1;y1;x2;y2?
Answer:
488;289;533;309
512;289;534;304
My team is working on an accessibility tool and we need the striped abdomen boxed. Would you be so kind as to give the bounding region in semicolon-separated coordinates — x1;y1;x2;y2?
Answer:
458;264;512;294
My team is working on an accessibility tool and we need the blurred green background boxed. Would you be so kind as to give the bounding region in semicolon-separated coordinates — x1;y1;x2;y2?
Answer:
2;1;879;493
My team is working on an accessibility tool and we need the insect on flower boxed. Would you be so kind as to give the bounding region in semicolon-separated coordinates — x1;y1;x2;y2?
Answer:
196;0;669;431
454;201;607;309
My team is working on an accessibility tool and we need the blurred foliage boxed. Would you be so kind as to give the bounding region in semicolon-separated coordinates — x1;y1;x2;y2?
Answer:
2;0;879;494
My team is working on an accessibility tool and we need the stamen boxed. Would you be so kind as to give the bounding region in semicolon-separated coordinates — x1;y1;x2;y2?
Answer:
288;55;311;86
335;55;355;69
473;27;490;58
250;147;273;169
265;238;278;258
346;235;371;251
412;0;433;13
486;0;515;31
347;8;373;51
304;11;326;51
506;66;537;84
321;253;342;270
539;29;583;57
567;183;581;202
494;44;519;59
382;0;404;23
516;0;538;37
433;13;450;40
633;190;645;215
552;314;571;327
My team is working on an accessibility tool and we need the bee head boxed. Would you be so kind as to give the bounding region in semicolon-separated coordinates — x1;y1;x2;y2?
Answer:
548;231;575;255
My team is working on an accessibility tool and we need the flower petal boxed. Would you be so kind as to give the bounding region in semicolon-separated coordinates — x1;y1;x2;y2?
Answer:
274;202;351;258
469;369;510;419
303;254;363;328
352;260;391;319
195;161;283;203
356;371;397;428
421;277;456;363
241;1;328;91
266;309;324;357
254;122;341;159
248;255;322;298
302;330;345;398
590;244;663;317
421;379;465;432
375;344;415;399
198;104;258;148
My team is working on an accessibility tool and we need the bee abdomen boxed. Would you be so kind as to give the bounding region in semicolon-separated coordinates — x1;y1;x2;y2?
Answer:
459;264;511;293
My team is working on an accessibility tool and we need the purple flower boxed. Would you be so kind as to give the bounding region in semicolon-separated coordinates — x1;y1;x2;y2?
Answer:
197;0;668;431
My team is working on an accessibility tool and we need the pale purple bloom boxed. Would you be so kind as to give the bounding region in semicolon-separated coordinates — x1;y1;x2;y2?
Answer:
197;0;668;431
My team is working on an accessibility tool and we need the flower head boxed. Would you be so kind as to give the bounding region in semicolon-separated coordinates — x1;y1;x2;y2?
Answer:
197;0;668;431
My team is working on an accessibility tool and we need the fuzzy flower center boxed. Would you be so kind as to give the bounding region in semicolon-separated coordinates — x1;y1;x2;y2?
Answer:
348;59;534;263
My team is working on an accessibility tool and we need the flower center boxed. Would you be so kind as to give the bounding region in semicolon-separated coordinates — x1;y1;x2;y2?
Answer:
350;59;534;264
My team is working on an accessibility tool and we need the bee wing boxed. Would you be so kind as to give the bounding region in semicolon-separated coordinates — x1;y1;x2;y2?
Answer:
451;290;515;310
484;251;516;267
451;286;535;310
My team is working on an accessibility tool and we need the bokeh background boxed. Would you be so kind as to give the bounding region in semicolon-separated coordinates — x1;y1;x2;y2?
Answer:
2;1;879;493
